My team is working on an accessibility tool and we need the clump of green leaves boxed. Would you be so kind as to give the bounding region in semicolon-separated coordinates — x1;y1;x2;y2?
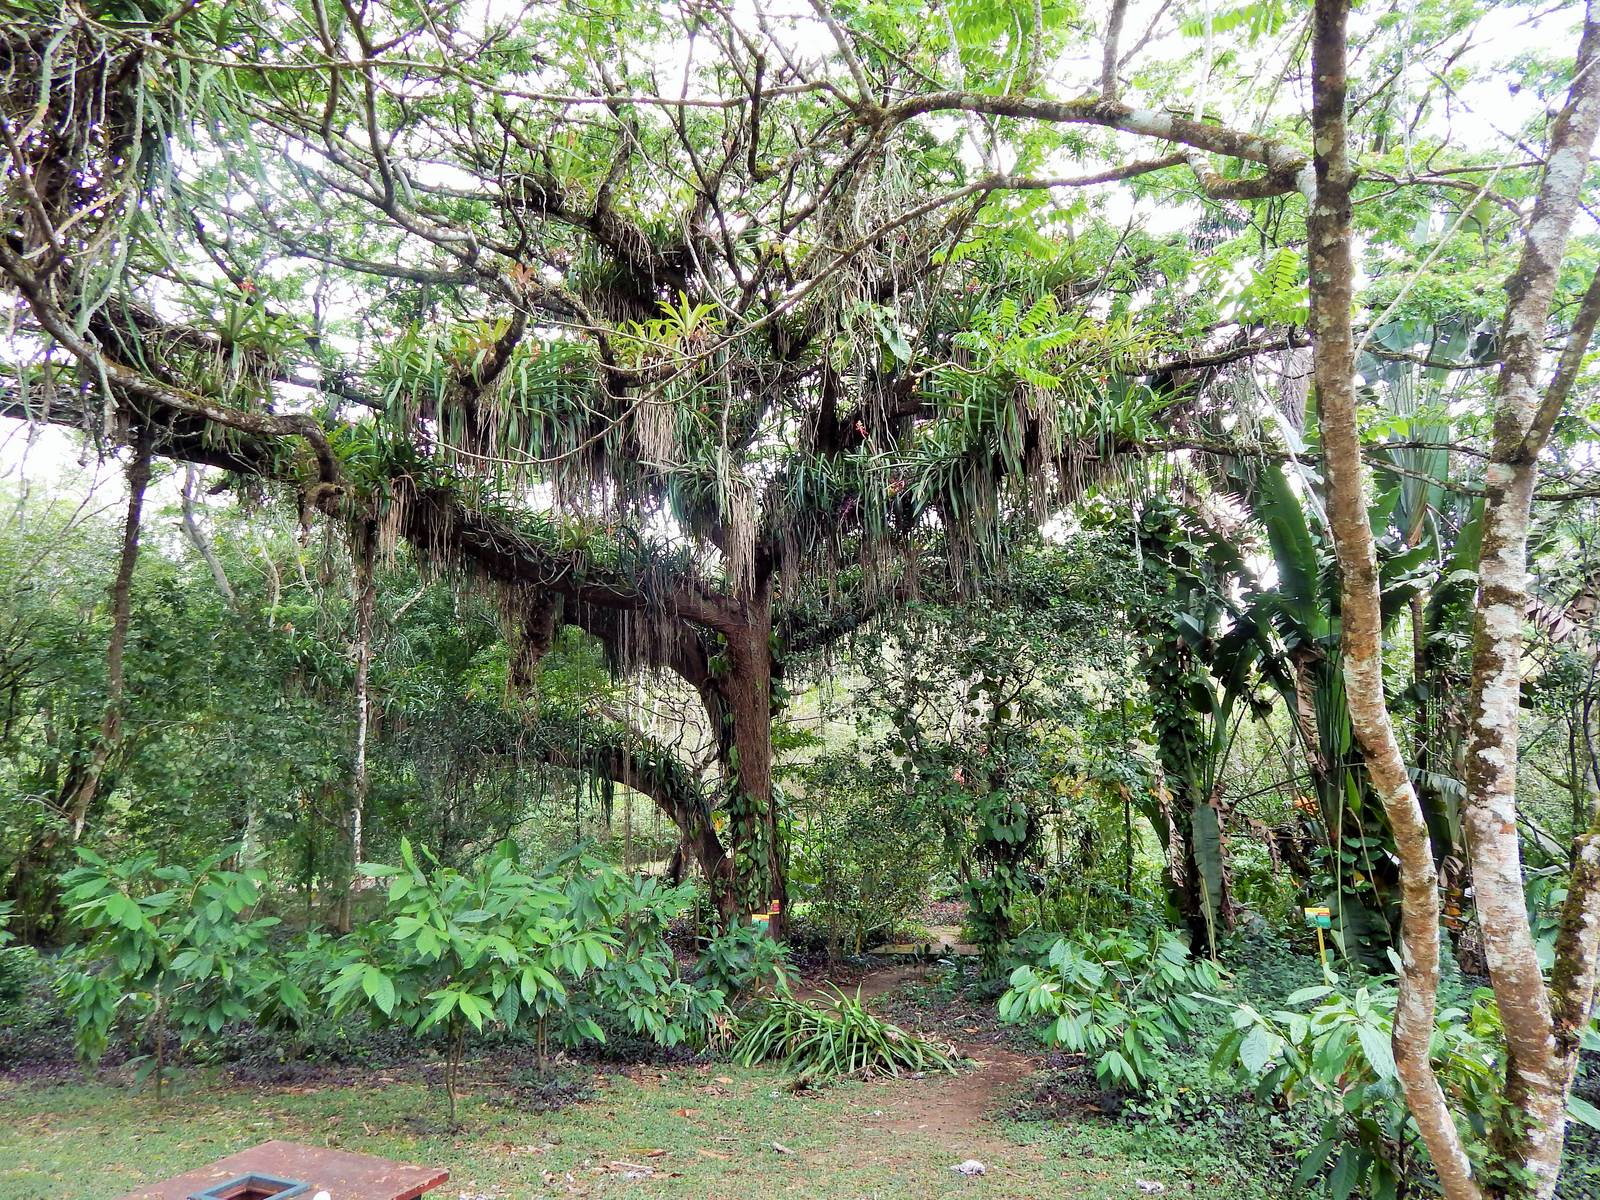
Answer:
696;922;790;1003
560;856;730;1050
1207;977;1519;1199
0;900;61;1047
999;930;1221;1095
327;840;735;1121
732;989;960;1086
789;752;942;957
326;839;615;1122
59;850;288;1100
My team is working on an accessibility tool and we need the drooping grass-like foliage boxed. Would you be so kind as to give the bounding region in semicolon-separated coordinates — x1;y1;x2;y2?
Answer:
732;989;960;1085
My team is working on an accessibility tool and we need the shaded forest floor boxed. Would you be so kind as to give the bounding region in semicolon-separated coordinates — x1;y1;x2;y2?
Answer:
2;963;1278;1200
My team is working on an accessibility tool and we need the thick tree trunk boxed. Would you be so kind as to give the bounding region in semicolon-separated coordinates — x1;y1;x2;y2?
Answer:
1305;2;1482;1195
1159;779;1232;956
57;438;152;846
1165;806;1212;955
1458;4;1600;1187
716;585;788;927
688;821;740;926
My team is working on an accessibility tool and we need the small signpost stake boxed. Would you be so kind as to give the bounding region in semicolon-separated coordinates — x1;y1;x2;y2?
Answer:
749;899;780;939
1303;905;1332;974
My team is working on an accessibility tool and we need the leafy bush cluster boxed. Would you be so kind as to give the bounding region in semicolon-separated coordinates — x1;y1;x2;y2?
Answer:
986;917;1600;1200
694;921;790;1002
53;844;746;1117
59;851;287;1098
1210;976;1600;1199
999;929;1221;1094
52;843;963;1114
789;752;943;956
0;901;65;1058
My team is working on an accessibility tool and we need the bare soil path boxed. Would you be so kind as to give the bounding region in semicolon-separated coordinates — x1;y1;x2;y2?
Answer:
799;962;1039;1143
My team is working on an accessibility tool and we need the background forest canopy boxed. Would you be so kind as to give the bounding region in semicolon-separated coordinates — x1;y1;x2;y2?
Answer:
4;0;1600;1195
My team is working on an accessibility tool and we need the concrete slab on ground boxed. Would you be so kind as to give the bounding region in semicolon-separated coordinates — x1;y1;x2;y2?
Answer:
114;1139;448;1200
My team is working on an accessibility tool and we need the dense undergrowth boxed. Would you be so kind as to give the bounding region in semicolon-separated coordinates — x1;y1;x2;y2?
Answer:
6;905;1599;1199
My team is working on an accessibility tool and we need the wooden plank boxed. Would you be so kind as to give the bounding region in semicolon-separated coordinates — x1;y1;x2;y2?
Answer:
114;1140;447;1200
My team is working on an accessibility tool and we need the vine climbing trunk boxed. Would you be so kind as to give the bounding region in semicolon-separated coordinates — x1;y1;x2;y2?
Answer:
714;581;787;929
1140;609;1231;955
1163;774;1231;957
1305;0;1481;1195
58;436;153;846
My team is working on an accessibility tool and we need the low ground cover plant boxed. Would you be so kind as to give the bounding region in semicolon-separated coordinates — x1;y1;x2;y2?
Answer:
732;987;961;1085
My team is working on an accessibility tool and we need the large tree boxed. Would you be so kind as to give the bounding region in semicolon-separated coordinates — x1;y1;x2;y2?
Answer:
1306;0;1600;1192
1;0;1305;920
6;0;1600;1183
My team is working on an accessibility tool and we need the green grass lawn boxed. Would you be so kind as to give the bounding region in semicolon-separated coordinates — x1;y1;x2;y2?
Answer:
2;1060;1268;1200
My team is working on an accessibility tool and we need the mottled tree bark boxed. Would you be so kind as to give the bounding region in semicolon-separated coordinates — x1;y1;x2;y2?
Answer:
1305;1;1482;1194
1459;3;1600;1188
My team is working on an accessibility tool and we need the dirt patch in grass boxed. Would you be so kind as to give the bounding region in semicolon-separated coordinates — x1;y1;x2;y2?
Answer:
872;1039;1037;1136
793;961;1043;1142
792;960;926;1004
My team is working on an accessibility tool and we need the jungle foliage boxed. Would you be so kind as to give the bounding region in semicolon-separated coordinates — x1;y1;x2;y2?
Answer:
3;0;1600;1193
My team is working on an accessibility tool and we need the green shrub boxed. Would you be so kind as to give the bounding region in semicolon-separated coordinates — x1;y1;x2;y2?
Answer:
1207;977;1520;1198
696;923;790;1003
0;903;61;1054
0;943;64;1054
58;849;288;1098
732;989;960;1085
328;840;734;1119
558;856;730;1050
998;929;1221;1095
0;900;34;1020
790;754;942;955
325;838;618;1120
0;943;35;1011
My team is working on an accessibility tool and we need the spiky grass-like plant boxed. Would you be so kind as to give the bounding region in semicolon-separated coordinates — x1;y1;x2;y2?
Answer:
731;989;960;1085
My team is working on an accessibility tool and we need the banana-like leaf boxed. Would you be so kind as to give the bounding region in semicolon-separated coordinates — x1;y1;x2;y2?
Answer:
1191;799;1227;957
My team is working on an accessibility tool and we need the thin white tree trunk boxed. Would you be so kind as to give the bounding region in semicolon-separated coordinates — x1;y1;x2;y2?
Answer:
180;466;238;610
339;528;377;932
1304;2;1482;1194
1459;5;1600;1188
